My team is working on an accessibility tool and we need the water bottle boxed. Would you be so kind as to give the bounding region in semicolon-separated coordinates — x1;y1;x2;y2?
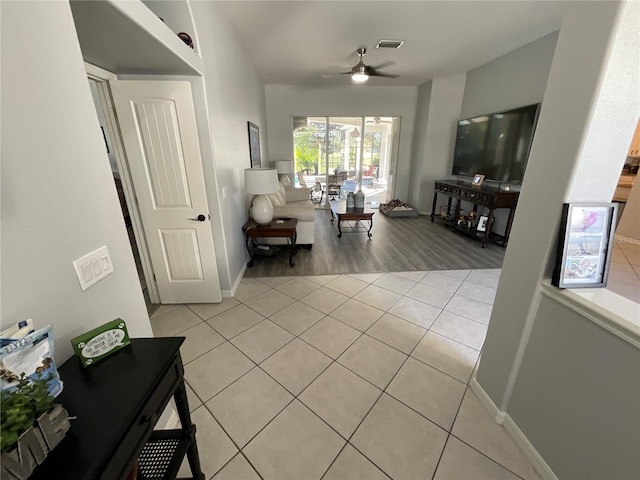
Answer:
355;189;365;208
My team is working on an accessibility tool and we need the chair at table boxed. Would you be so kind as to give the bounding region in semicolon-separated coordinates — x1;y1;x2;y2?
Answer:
311;182;324;204
327;172;346;200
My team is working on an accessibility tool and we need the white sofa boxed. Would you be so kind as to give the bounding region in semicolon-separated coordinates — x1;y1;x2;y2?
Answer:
264;182;315;246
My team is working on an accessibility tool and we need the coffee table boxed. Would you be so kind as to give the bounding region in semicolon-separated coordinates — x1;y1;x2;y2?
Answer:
242;218;298;267
329;200;374;238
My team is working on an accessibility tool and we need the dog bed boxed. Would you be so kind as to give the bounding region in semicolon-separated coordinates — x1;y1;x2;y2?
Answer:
379;200;419;218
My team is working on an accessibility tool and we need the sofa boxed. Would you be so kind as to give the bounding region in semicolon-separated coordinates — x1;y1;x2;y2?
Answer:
264;182;315;246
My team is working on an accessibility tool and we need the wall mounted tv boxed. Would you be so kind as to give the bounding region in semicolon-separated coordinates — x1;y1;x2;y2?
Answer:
452;103;540;184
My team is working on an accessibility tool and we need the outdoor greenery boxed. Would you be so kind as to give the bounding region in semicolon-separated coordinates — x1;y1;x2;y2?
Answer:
1;374;55;451
293;118;385;178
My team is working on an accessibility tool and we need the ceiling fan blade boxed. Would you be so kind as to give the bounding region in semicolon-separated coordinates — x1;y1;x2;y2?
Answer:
370;61;396;70
370;71;399;78
331;61;354;70
321;72;351;78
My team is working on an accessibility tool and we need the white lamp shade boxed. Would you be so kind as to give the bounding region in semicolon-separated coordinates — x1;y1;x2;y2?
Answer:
244;168;279;195
275;161;293;174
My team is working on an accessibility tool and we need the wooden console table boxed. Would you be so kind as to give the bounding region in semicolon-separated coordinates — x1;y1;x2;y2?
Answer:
430;180;519;248
30;337;204;480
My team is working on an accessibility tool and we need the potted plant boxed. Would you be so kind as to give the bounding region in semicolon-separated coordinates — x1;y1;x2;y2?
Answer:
1;373;70;480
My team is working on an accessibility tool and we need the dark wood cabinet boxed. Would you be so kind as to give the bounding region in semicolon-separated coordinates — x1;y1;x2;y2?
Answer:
29;337;204;480
431;180;519;248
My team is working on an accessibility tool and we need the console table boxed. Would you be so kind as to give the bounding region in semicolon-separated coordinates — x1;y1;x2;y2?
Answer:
430;180;519;248
30;337;204;480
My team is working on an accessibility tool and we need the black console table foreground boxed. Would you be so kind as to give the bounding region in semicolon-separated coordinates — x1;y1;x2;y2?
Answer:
431;180;519;248
30;337;205;480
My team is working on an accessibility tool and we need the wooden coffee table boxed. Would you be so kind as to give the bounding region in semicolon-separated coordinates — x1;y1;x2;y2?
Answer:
329;200;374;238
242;218;298;267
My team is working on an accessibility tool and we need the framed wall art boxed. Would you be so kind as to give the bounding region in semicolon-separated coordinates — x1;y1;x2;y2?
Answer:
552;203;617;288
247;121;261;168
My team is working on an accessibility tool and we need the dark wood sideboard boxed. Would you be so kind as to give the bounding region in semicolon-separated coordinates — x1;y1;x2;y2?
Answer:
29;337;205;480
430;180;519;248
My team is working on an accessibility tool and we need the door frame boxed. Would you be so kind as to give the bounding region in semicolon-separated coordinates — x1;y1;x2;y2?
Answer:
85;62;160;304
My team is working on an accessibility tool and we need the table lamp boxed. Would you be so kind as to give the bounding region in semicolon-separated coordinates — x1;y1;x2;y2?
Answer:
244;167;280;224
275;161;293;187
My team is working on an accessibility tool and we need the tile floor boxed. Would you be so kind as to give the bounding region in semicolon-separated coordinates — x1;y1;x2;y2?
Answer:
151;270;541;480
607;240;640;303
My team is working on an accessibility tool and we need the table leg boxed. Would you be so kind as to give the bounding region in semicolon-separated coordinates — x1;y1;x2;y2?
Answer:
431;191;438;222
245;237;255;267
289;231;297;267
174;380;206;480
367;217;373;238
337;217;343;238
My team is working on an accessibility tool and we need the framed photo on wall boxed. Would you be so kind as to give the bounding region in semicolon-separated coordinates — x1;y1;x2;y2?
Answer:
552;203;617;288
247;121;261;168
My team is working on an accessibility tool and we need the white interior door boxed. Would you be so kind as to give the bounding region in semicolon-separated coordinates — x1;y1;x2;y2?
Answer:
110;80;221;304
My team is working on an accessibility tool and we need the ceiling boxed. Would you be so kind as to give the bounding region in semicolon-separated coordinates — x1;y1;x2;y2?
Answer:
213;1;568;86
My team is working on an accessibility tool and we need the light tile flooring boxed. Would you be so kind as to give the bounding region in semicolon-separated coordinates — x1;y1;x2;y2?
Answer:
607;240;640;303
151;270;541;480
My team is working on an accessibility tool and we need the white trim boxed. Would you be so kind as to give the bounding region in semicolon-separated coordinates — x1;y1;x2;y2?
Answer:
499;287;543;412
469;378;505;424
222;263;248;298
85;68;161;304
84;62;117;81
502;414;558;480
470;379;558;480
541;280;640;347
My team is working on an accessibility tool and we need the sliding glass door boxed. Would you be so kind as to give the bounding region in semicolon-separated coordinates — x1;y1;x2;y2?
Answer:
292;116;400;207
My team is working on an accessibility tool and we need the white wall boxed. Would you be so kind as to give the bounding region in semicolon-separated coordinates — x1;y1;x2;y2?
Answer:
508;294;640;479
265;85;418;201
1;1;152;363
616;177;640;241
448;32;559;233
410;74;466;213
477;1;639;476
190;1;268;292
460;32;558;120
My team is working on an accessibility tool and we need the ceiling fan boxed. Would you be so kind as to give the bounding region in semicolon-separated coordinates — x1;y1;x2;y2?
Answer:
366;117;393;125
322;48;399;82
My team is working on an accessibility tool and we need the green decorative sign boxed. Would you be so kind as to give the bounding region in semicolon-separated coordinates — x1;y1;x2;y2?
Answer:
70;319;130;368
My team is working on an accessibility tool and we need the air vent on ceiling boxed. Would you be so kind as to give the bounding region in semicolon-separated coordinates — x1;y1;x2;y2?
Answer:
376;40;404;49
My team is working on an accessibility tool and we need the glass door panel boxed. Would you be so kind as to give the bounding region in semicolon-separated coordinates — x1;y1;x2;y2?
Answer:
292;115;400;207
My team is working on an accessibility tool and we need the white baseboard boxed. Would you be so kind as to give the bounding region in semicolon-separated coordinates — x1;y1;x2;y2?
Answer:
222;263;247;298
469;379;557;480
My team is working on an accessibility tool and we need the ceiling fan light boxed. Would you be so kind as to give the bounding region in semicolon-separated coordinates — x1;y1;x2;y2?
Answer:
352;72;369;82
352;63;369;82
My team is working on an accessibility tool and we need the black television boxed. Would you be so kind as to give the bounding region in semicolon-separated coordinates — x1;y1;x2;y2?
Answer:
452;103;540;184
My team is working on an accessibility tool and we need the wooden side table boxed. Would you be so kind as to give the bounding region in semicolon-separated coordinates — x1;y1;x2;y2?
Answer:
242;218;298;267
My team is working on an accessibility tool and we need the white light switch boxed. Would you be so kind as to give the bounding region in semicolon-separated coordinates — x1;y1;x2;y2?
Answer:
73;246;114;291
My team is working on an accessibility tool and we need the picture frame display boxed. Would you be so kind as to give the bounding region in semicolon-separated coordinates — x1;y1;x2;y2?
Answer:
472;174;485;187
247;121;261;168
552;203;617;288
476;215;489;232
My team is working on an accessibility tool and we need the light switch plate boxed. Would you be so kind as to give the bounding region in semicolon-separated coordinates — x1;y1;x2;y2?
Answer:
73;246;114;291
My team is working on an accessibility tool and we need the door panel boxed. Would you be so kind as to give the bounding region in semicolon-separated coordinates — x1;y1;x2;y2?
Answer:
110;80;221;304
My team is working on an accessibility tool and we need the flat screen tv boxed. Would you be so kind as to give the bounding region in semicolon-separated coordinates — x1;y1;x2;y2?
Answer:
452;103;540;184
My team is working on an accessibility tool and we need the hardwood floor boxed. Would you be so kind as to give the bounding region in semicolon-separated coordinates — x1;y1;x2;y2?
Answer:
243;209;506;277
